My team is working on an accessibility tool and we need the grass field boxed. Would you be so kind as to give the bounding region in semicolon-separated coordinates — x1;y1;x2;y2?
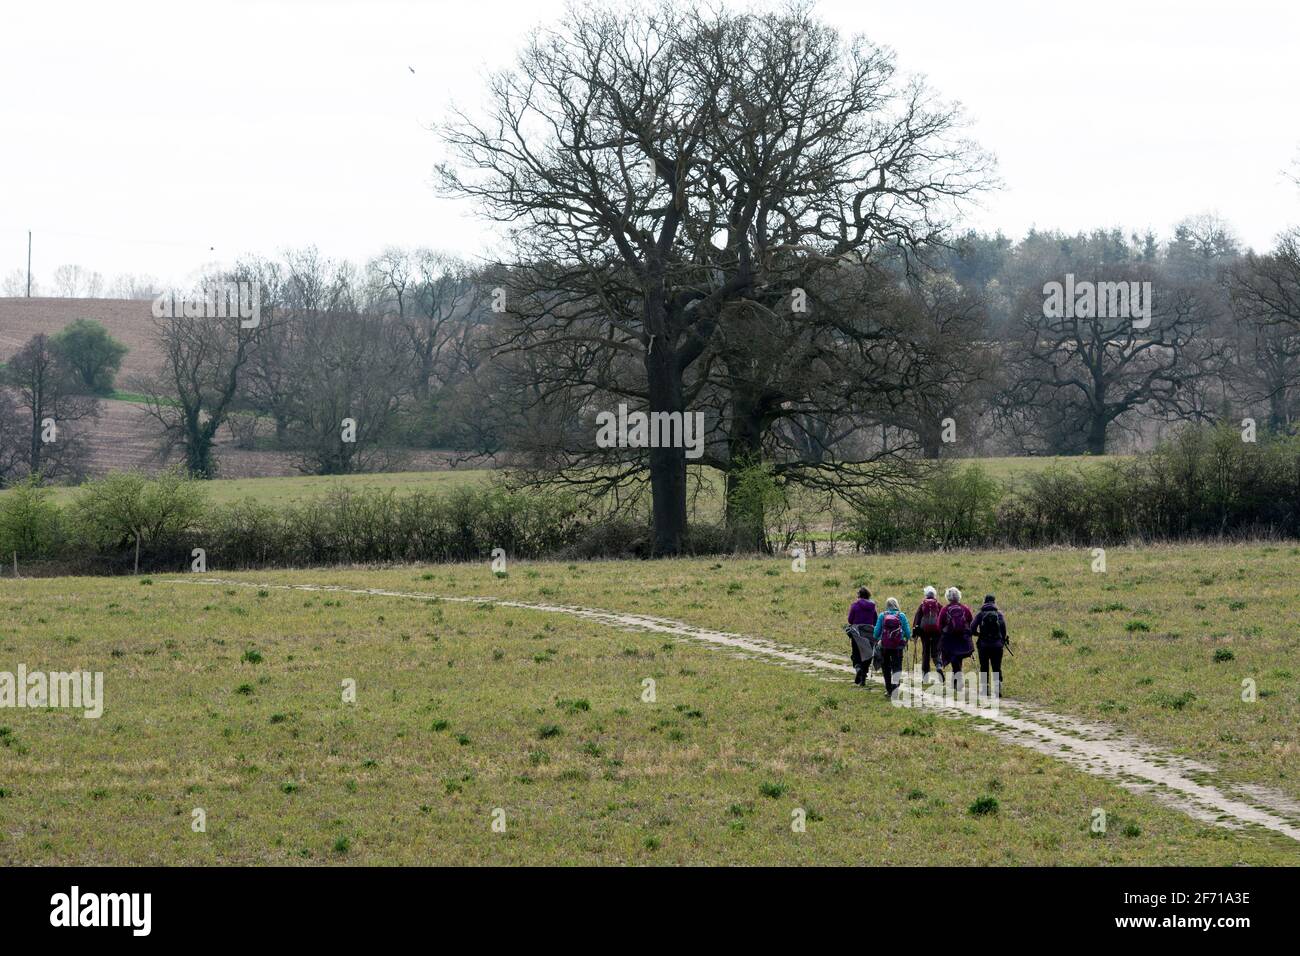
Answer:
2;541;1297;865
26;468;496;507
968;454;1128;484
14;454;1115;511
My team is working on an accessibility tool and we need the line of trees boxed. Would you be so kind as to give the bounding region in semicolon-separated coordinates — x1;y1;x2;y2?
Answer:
1;265;162;299
133;247;493;479
30;216;1290;519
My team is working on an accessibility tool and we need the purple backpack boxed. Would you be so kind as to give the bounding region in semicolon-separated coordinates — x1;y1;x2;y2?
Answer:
881;614;905;649
944;604;970;637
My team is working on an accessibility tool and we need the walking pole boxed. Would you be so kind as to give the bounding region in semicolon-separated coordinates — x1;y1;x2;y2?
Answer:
908;632;916;693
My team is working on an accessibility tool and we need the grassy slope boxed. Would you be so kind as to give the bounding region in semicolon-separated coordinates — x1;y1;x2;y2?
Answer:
1;544;1296;865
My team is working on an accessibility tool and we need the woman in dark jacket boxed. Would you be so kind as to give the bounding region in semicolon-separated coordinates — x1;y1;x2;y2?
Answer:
971;594;1008;698
936;587;974;695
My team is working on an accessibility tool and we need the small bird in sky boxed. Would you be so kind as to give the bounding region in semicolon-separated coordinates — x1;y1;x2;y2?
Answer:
408;66;415;74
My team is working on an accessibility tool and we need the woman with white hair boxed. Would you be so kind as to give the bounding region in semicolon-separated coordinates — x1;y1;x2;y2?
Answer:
914;586;945;685
872;597;912;699
937;586;975;694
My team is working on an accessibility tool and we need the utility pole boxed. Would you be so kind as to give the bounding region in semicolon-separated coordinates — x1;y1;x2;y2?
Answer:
26;230;32;297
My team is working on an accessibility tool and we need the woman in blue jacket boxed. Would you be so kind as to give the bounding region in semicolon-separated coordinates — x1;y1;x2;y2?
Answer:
873;597;912;699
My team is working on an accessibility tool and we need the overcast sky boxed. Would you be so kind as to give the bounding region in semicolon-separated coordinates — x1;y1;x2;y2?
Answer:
2;0;1297;290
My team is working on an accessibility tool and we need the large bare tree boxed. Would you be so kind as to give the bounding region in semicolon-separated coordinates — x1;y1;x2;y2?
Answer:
439;1;989;553
1003;262;1214;455
137;270;264;478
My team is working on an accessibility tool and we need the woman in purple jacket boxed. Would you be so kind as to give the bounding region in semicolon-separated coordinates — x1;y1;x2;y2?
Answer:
937;587;975;695
846;587;878;686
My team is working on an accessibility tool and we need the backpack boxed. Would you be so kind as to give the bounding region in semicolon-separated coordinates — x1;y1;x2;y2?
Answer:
977;608;1002;644
944;604;970;637
880;613;905;649
918;600;941;633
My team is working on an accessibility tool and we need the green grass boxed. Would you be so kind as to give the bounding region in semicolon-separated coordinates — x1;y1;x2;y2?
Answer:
12;454;1119;513
403;542;1298;805
197;470;498;507
954;454;1126;485
1;540;1297;865
106;390;173;406
27;469;496;507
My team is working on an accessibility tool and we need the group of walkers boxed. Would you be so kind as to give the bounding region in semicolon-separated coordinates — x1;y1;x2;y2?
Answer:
845;586;1010;700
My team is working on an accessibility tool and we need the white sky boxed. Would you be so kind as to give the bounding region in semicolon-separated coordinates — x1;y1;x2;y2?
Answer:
1;0;1297;289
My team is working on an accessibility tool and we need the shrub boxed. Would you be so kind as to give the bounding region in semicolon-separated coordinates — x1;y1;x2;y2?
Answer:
0;477;62;559
563;517;651;559
848;464;1002;552
68;470;207;569
726;461;791;551
849;425;1300;553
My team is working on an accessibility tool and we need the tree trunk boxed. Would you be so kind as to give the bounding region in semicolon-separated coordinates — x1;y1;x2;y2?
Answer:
645;338;687;556
186;439;214;479
1086;413;1108;455
724;392;767;552
1269;391;1286;434
28;401;43;474
918;419;943;460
